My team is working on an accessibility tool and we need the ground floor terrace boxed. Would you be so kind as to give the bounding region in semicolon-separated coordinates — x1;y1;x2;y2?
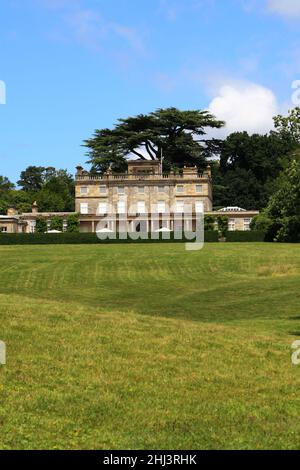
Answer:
79;215;203;234
78;209;258;234
0;207;259;234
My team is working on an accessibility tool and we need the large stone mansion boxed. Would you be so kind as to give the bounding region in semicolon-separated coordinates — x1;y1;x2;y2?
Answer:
0;160;259;234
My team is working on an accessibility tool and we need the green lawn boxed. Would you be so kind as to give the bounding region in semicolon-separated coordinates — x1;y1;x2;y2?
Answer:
0;243;300;450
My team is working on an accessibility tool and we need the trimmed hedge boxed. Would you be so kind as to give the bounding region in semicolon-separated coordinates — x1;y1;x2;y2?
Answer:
0;231;219;245
0;233;100;245
225;231;266;242
0;231;269;245
204;231;219;243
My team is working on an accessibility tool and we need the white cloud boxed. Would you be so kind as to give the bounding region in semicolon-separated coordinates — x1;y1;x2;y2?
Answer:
267;0;300;18
208;82;279;135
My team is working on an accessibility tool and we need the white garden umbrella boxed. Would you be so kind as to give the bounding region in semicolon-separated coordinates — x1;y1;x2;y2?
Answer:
45;230;63;234
155;227;172;233
96;228;114;233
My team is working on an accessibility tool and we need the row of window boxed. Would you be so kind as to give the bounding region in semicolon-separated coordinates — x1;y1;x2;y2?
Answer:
80;184;204;195
80;201;205;215
0;218;253;232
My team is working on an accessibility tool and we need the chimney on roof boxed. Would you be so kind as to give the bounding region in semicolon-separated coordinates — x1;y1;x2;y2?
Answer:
32;201;38;215
206;164;212;177
7;206;18;216
183;165;198;178
76;165;84;176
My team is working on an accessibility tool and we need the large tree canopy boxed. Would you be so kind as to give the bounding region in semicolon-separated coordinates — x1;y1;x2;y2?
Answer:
0;176;14;192
84;107;224;173
0;167;75;215
1;107;298;221
252;160;300;242
274;107;300;145
17;166;72;192
212;131;296;210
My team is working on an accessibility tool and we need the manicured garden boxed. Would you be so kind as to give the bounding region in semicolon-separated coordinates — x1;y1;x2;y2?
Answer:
0;243;300;449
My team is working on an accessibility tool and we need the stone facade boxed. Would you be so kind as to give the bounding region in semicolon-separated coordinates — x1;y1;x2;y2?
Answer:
0;207;27;233
75;161;259;233
76;160;213;233
0;161;259;234
207;208;259;232
0;205;76;234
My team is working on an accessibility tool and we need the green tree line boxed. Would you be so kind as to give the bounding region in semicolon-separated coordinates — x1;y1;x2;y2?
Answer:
0;167;75;215
1;107;299;241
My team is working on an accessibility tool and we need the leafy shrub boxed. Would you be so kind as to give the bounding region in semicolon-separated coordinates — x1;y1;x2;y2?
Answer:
36;218;47;234
204;216;216;231
217;216;229;238
250;214;272;232
226;231;266;242
67;214;80;233
274;217;300;243
50;216;63;232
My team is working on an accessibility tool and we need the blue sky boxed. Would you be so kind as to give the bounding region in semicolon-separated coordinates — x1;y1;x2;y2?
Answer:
1;0;300;183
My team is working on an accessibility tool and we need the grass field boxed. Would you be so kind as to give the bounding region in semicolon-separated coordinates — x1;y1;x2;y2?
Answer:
0;242;300;450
